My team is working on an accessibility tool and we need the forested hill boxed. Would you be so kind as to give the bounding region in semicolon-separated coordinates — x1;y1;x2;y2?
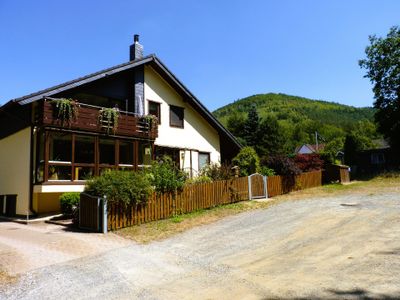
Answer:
213;93;374;129
212;93;378;156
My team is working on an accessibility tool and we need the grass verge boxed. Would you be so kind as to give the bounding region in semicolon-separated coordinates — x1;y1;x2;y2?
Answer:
116;174;400;244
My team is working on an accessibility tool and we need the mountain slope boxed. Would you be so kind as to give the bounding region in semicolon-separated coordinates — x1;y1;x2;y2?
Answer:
213;93;374;129
213;93;378;155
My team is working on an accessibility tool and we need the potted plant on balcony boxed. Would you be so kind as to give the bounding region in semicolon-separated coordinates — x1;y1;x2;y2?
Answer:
98;107;119;134
50;98;78;126
142;114;158;129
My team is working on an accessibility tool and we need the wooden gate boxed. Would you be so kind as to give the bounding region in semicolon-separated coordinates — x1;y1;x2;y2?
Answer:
248;173;267;200
79;193;107;233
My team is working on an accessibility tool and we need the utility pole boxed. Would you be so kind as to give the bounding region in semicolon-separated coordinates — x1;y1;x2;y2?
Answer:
315;131;319;152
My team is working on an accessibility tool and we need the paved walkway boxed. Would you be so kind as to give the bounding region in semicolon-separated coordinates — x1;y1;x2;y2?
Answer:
0;221;132;275
1;189;400;299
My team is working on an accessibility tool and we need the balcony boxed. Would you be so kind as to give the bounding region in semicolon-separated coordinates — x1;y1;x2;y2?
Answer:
37;98;158;140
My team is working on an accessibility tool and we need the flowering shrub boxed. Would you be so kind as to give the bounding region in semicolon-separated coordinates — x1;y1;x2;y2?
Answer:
294;154;324;172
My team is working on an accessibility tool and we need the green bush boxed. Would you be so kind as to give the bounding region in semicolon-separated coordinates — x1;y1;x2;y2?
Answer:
199;163;232;181
84;170;153;206
60;192;80;215
260;166;275;176
186;175;213;185
232;146;260;176
149;156;187;193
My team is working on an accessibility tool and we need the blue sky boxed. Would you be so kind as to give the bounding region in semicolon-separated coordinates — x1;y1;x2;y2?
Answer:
0;0;399;111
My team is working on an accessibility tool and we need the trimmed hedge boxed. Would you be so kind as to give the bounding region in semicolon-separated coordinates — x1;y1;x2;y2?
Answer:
84;170;153;206
60;192;80;215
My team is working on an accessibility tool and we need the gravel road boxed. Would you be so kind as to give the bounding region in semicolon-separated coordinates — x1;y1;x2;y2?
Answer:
1;189;400;299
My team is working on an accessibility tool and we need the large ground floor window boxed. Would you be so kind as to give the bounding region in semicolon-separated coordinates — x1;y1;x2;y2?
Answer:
34;129;154;183
154;146;180;167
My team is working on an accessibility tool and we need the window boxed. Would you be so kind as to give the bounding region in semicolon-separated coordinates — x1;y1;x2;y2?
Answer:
170;105;184;128
75;135;95;164
37;130;155;182
148;101;161;124
74;135;96;181
155;146;180;167
74;166;94;181
198;152;210;170
49;133;72;163
99;138;115;165
35;131;45;183
119;141;134;166
48;132;72;181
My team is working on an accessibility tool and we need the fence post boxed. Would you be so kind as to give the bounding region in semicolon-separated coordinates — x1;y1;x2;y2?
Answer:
97;197;101;232
79;195;82;228
248;175;252;200
264;176;268;199
102;196;108;234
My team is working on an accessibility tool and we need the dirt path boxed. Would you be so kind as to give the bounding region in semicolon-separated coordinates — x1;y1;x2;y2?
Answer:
1;188;400;299
0;221;132;276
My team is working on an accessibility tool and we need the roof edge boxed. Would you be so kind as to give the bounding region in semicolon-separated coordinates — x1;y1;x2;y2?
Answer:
9;55;156;106
4;53;241;150
151;57;242;149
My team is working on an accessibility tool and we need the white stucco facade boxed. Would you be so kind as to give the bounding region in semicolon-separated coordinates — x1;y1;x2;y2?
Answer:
0;60;230;216
0;127;31;215
144;66;221;174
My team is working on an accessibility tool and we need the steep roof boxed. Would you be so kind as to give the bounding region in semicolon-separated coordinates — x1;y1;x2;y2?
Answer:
9;55;155;105
294;144;325;154
4;54;241;150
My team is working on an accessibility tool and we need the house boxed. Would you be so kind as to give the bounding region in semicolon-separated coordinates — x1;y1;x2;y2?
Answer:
352;140;396;175
0;35;241;217
294;143;325;155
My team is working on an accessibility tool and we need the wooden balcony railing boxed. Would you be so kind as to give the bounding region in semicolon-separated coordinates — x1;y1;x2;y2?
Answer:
37;98;158;139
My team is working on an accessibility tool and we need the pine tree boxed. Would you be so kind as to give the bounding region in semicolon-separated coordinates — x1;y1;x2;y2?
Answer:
243;105;260;147
256;115;285;157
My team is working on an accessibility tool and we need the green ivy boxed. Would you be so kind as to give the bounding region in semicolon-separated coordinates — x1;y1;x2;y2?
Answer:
99;108;119;134
51;98;78;124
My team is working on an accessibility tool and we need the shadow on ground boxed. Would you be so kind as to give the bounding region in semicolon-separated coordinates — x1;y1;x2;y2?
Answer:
325;288;400;300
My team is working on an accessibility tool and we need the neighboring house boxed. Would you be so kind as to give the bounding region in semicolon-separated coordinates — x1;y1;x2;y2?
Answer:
294;144;325;155
353;141;395;175
0;35;241;217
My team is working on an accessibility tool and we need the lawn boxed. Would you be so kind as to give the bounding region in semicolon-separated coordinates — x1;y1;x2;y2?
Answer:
116;173;400;243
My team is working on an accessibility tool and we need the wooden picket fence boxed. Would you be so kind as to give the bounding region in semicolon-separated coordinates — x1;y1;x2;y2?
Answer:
105;170;323;231
107;176;249;230
267;170;323;197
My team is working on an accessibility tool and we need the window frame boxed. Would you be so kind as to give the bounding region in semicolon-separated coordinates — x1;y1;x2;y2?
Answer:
198;152;210;171
148;100;161;125
169;105;184;128
38;130;144;183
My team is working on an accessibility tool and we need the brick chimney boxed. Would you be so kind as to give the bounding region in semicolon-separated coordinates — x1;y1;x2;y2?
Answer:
130;34;143;61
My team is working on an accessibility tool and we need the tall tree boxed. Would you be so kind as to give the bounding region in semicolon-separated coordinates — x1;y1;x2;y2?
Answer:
359;26;400;152
226;111;246;145
243;104;260;147
256;115;286;157
343;134;364;166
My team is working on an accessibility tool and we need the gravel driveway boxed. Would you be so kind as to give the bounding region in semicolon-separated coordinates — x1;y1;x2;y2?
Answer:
1;189;400;299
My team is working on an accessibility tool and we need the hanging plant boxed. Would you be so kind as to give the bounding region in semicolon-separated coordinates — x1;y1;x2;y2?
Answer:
51;98;78;125
99;107;119;134
142;114;158;128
